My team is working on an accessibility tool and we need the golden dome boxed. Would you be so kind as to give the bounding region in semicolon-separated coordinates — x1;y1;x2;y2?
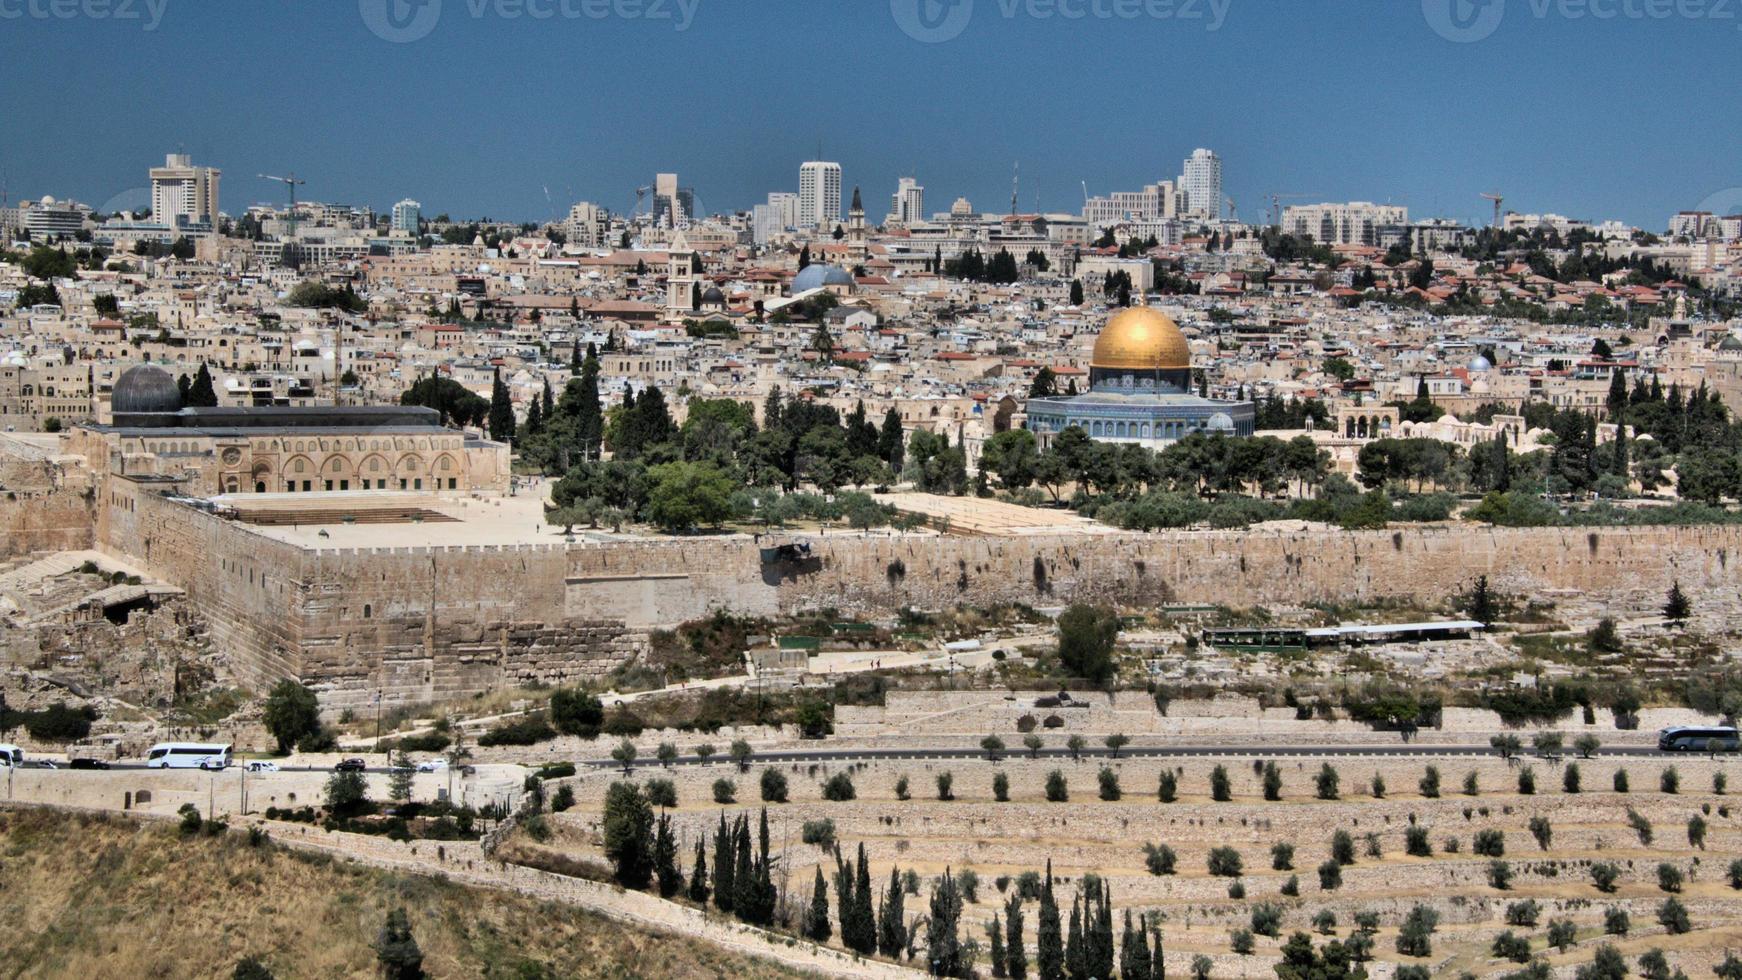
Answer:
1090;306;1191;371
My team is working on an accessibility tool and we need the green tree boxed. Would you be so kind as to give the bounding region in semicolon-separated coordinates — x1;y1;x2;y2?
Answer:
262;680;321;754
1056;605;1120;683
1664;581;1691;623
602;781;655;888
549;687;604;738
324;769;368;816
643;461;736;531
374;908;425;980
487;367;516;442
187;362;219;407
807;867;832;942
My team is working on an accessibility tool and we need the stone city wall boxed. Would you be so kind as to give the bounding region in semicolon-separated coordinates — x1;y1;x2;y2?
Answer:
0;486;93;558
108;494;1742;709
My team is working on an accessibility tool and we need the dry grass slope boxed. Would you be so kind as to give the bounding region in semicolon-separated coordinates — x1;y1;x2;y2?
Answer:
0;809;807;980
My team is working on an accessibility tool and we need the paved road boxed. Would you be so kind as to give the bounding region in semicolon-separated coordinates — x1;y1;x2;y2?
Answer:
577;743;1678;769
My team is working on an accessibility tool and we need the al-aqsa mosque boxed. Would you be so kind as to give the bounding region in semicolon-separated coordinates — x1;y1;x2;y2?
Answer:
1025;305;1255;448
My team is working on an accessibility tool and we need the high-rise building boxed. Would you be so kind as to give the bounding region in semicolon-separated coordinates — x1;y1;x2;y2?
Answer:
652;173;696;229
563;201;609;247
888;177;925;227
799;161;842;231
1179;148;1222;222
752;192;800;245
1280;202;1409;246
391;199;422;236
149;153;222;232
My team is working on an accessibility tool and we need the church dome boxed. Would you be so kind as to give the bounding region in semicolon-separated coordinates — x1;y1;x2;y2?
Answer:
1718;334;1742;352
700;286;726;305
793;264;854;293
111;364;181;414
1468;354;1494;372
1091;306;1191;372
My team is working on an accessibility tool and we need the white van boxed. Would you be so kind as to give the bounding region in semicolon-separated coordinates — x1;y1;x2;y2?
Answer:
0;744;23;768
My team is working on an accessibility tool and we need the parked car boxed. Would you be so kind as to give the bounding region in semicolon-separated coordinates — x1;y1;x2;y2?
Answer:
244;760;280;773
334;758;368;772
416;758;448;773
68;758;111;770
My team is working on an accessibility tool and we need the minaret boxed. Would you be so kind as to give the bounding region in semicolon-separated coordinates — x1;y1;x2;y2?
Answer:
847;186;868;266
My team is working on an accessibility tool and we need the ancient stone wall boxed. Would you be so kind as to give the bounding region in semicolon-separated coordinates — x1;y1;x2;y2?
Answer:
0;487;94;558
111;494;1742;709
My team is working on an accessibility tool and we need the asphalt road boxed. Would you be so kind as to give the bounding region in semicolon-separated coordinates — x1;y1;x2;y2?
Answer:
21;744;1689;775
577;743;1677;769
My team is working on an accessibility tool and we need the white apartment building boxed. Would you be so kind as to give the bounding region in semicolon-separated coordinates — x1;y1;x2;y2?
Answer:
149;153;222;232
1084;180;1182;229
888;177;925;227
752;192;799;245
22;198;88;241
563;201;609;248
799;161;842;231
391;199;422;236
1668;211;1739;240
1281;202;1409;246
1179;148;1222;222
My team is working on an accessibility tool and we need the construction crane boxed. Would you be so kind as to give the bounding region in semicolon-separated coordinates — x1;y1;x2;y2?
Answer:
1268;193;1317;229
1010;161;1020;217
258;173;307;235
1480;192;1505;229
629;185;650;220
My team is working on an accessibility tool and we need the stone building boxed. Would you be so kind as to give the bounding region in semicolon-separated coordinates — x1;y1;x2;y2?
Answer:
66;364;509;497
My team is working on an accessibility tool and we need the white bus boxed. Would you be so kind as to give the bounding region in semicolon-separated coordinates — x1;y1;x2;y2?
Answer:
0;744;22;768
145;743;232;770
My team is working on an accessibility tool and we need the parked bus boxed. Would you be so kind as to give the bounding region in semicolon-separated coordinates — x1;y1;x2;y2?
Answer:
1657;726;1741;752
0;744;23;768
145;743;232;770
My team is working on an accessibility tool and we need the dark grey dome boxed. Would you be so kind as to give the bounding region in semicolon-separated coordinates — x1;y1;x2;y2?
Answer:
112;364;182;414
700;286;726;304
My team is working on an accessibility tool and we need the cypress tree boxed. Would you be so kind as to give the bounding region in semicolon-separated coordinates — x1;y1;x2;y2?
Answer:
488;366;516;442
852;843;877;954
176;373;192;406
541;376;554;419
807;867;832;942
732;816;755;922
926;869;964;977
1150;926;1165;980
188;362;219;407
523;397;543;436
991;912;1008;977
1038;861;1064;980
654;813;681;897
1066;894;1085;980
834;848;856;951
713;814;734;913
753;808;776;926
687;834;709;903
879;866;907;957
576;345;602;460
1120;910;1152;980
1006;896;1028;980
1091;880;1115;979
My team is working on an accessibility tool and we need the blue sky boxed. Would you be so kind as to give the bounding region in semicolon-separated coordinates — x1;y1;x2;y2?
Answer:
2;0;1738;229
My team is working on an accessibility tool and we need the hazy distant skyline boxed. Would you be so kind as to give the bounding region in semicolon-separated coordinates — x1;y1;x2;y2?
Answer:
3;0;1740;229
